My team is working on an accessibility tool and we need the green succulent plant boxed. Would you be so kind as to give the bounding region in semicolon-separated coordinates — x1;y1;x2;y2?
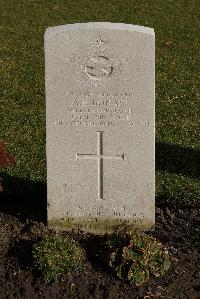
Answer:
32;235;83;283
109;231;171;287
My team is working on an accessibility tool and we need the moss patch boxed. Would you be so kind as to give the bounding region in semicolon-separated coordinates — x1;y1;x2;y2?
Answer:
48;217;154;234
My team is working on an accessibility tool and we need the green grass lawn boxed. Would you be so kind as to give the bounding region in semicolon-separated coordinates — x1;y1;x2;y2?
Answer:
0;0;199;207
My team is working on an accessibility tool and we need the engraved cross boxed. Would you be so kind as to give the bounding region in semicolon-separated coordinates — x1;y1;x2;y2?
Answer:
76;131;124;200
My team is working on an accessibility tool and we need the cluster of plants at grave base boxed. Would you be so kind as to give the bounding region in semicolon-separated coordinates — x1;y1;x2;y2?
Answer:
32;234;84;283
32;231;171;286
108;231;171;287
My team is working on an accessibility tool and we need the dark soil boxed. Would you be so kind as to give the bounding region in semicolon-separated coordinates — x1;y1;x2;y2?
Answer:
0;204;199;299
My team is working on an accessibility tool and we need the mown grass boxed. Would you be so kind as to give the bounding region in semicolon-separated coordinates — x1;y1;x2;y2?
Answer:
0;0;199;207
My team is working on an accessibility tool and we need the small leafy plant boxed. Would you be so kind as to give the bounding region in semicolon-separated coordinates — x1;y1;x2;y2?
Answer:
32;235;83;283
109;231;171;287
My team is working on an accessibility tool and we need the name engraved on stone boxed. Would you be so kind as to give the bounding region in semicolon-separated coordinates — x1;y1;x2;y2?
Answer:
76;131;124;200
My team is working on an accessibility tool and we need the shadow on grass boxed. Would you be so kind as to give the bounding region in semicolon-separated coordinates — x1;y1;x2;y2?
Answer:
0;174;47;223
0;142;199;223
156;142;200;178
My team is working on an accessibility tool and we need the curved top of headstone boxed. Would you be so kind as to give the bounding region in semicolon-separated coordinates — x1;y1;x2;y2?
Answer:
45;22;154;36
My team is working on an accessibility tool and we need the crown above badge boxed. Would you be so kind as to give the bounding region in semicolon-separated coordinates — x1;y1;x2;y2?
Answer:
90;37;109;48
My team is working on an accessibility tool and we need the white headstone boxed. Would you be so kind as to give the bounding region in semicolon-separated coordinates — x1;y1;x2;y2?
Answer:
45;22;155;234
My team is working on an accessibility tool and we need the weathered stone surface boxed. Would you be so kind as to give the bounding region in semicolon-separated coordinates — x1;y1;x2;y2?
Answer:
45;22;155;234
